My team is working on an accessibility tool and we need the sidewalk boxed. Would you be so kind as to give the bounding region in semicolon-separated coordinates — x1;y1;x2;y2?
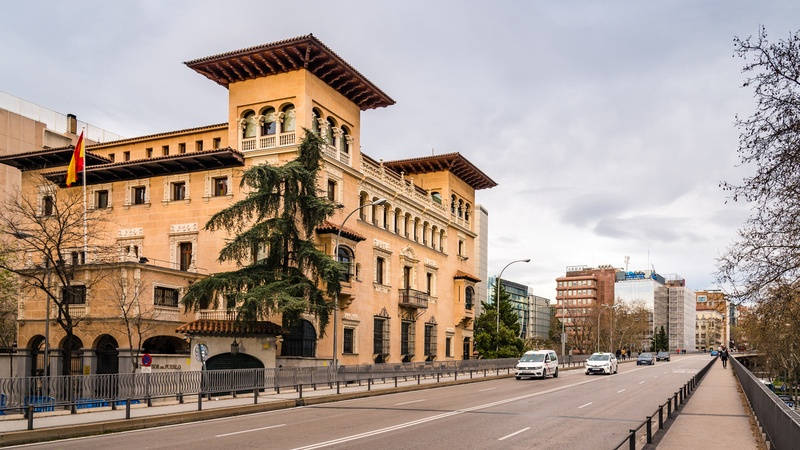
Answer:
658;359;760;449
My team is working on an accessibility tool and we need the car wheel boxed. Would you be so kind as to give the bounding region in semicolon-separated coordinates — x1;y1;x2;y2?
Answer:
542;368;547;379
515;376;521;380
614;366;618;374
553;367;558;378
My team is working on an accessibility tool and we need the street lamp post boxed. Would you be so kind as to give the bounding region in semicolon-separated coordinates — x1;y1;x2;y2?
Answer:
332;198;387;371
494;259;531;353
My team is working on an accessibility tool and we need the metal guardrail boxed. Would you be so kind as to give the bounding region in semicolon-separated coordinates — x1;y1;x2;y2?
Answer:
731;356;800;450
612;356;717;450
0;357;519;430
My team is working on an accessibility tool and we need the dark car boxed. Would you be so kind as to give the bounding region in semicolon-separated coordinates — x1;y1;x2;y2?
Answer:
637;352;655;365
656;351;670;361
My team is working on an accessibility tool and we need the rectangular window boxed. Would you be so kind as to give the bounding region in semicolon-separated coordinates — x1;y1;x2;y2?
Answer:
109;153;115;162
426;273;432;295
42;195;54;216
195;140;204;151
62;285;86;305
403;266;411;289
375;257;385;285
373;317;389;356
172;181;186;201
146;147;153;158
212;137;221;149
424;324;436;357
401;321;413;356
95;190;109;209
154;286;180;307
123;151;130;161
327;179;336;202
446;336;452;358
179;242;192;271
179;143;186;154
213;177;228;196
162;145;169;156
133;186;146;205
71;251;79;266
343;328;354;354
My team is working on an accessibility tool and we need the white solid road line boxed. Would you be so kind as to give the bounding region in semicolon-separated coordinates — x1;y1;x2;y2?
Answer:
617;389;626;393
639;380;646;385
479;387;497;392
394;399;426;406
577;402;592;409
498;427;531;441
216;424;286;438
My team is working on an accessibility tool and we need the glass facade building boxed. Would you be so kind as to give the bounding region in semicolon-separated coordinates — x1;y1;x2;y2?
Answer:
488;277;530;338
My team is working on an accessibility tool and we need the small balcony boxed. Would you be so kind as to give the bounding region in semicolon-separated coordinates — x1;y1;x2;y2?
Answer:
398;288;429;309
241;131;296;152
323;144;351;166
198;309;238;320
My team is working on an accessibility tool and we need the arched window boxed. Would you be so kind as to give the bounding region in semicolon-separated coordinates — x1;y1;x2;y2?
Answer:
311;108;322;135
458;199;463;218
431;191;442;204
465;203;471;221
326;117;337;145
281;319;316;357
413;218;420;242
95;334;119;375
242;110;257;139
359;192;369;221
394;208;401;234
260;107;276;136
439;230;445;251
405;213;412;238
28;335;45;377
341;126;350;154
337;246;354;282
422;222;429;246
60;335;84;375
451;195;456;215
281;104;296;132
465;286;474;310
383;203;390;230
372;197;380;226
431;226;438;250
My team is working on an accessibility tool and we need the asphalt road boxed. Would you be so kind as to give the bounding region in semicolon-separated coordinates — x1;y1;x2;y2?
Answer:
13;354;712;450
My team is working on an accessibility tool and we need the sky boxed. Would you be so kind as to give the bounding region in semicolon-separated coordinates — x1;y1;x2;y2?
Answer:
1;1;797;300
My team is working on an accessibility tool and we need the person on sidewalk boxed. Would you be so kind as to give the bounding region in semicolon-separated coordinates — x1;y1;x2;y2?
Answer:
720;347;729;368
616;349;621;360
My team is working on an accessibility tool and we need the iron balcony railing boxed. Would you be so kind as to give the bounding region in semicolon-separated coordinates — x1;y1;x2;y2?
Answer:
398;288;429;308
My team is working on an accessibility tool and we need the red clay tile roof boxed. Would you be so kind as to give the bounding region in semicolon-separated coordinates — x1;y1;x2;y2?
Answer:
383;153;497;190
87;123;227;149
454;270;481;283
185;35;394;110
316;220;367;242
176;319;282;337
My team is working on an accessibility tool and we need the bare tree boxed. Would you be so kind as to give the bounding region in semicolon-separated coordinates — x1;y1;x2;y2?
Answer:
0;178;112;375
0;242;16;348
718;27;800;301
107;266;157;372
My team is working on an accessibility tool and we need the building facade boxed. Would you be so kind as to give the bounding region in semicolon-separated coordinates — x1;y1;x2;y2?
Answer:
555;265;617;335
665;279;696;352
527;294;551;341
488;277;529;338
473;204;489;317
2;35;495;375
695;303;724;351
614;270;668;350
695;290;730;349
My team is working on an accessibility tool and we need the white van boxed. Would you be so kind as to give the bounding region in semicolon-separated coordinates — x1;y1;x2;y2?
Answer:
515;350;559;379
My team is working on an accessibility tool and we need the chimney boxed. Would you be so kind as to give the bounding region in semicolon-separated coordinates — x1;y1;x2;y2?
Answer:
67;114;77;134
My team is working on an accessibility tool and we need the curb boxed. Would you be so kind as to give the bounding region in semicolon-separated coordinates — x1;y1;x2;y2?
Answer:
0;373;513;447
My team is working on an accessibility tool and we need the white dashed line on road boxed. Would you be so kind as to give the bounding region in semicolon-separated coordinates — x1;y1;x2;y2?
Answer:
617;389;626;393
578;402;592;409
479;387;497;392
216;424;286;438
498;427;530;441
394;399;426;406
639;380;646;384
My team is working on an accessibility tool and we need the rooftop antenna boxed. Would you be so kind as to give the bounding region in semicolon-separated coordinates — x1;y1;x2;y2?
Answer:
624;256;630;272
431;147;435;156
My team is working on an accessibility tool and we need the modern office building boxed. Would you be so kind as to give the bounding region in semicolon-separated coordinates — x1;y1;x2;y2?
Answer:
614;270;668;350
665;278;696;352
2;35;495;375
473;204;489;317
488;277;530;338
528;294;551;340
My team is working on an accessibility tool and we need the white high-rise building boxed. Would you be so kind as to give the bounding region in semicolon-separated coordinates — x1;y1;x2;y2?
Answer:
614;270;668;351
666;279;696;352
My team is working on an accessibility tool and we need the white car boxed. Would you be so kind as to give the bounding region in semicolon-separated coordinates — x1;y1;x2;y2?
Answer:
585;352;618;375
516;350;559;379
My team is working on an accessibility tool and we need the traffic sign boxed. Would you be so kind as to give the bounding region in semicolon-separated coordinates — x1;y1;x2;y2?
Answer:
141;353;152;367
194;343;208;362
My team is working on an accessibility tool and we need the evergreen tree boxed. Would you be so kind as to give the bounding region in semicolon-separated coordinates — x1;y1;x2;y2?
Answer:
651;326;668;352
182;131;341;332
474;284;525;358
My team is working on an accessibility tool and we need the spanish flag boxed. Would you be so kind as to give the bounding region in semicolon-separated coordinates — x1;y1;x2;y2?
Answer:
66;131;85;187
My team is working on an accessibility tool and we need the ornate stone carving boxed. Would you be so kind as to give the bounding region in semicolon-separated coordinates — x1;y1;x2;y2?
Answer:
373;239;391;252
169;223;198;234
118;228;144;238
424;258;439;269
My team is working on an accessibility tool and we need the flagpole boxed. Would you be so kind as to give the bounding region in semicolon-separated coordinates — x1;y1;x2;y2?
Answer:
81;127;88;262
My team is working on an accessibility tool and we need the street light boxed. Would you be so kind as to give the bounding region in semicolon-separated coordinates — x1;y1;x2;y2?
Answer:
332;198;387;370
494;258;531;352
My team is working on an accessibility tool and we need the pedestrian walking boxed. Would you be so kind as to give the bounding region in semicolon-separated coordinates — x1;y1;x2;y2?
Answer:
615;349;621;360
720;347;729;368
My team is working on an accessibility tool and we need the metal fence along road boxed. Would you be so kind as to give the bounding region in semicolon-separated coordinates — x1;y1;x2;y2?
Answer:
0;358;520;429
731;356;800;450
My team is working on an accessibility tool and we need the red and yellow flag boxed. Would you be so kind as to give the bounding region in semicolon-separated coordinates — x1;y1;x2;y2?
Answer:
66;131;85;187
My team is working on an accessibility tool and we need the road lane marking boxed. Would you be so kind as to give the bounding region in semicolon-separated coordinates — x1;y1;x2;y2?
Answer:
639;380;646;384
498;427;530;441
479;387;497;392
617;389;626;393
394;399;426;406
216;424;286;438
577;402;592;409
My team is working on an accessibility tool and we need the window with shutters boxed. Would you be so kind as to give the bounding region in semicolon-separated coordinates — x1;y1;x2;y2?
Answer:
154;286;179;307
179;242;192;271
62;285;86;305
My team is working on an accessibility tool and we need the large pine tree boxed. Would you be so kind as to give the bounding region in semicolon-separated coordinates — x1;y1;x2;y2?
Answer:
474;284;525;358
182;131;341;332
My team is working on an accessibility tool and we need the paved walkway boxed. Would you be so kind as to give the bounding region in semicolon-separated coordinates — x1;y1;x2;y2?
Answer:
658;359;759;449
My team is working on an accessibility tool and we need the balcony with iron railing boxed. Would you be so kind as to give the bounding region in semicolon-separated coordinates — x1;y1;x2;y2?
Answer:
398;288;429;309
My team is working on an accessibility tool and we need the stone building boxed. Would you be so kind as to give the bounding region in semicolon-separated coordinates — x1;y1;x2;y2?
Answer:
1;35;495;375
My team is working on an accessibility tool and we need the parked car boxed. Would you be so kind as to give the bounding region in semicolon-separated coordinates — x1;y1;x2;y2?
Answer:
585;352;618;375
777;394;795;408
637;352;655;365
656;351;671;361
516;350;559;380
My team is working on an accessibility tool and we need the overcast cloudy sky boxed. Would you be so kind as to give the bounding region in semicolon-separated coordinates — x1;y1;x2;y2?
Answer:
2;1;797;299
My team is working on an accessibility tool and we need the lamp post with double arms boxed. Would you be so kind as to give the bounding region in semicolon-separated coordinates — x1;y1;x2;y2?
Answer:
332;198;387;371
494;259;531;353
